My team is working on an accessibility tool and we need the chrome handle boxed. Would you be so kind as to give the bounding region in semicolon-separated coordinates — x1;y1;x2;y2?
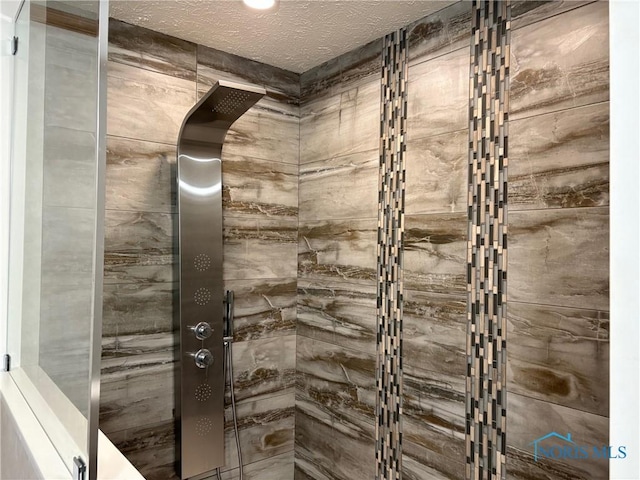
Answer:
191;322;213;340
193;349;213;369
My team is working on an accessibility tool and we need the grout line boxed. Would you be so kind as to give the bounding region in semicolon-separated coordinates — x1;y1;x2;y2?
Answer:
510;99;611;123
507;299;609;314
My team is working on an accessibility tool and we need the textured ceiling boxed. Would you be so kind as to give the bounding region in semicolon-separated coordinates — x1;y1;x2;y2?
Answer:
109;0;452;73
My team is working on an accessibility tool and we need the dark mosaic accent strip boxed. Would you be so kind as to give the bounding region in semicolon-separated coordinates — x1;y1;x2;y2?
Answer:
376;28;408;480
466;1;510;479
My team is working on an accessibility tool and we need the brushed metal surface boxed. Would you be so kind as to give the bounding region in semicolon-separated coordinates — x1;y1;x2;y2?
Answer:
177;80;265;479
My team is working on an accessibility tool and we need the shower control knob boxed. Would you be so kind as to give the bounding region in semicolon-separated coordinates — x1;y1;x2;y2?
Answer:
191;322;213;340
194;349;213;369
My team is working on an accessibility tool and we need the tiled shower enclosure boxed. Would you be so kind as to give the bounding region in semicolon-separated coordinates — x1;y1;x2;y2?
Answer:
98;1;610;479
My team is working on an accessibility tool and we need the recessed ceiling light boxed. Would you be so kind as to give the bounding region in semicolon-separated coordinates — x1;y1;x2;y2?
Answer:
243;0;277;10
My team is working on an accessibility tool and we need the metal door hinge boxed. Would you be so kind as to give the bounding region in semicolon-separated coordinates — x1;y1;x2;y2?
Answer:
11;36;18;55
3;354;10;372
73;456;86;480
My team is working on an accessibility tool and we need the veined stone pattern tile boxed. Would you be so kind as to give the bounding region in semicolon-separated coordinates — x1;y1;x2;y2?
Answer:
300;38;382;100
507;302;609;417
405;129;468;215
298;218;377;287
223;278;296;342
103;209;175;285
222;153;298;220
201;451;294;480
466;1;510;478
196;43;300;104
510;1;609;120
508;207;609;311
102;282;176;337
403;213;467;295
506;445;593;480
507;392;608;479
509;102;609;210
407;1;471;65
298;149;378;222
297;278;377;355
402;445;466;480
224;216;297;281
106;136;176;213
299;79;379;165
294;408;375;480
107;60;196;145
407;46;469;139
108;18;197;81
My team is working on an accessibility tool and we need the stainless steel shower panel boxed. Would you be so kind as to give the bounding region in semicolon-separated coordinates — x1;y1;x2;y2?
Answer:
177;80;265;480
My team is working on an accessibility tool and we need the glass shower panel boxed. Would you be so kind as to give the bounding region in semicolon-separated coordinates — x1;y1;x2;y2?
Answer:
7;0;107;477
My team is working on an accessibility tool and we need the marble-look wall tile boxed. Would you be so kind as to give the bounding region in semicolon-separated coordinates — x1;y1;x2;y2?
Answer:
403;439;466;480
222;153;298;220
196;44;300;104
298;218;377;287
205;451;294;480
509;102;609;210
299;79;379;165
511;0;595;30
109;19;197;81
405;129;467;215
407;1;471;65
510;2;609;119
294;409;375;480
300;39;382;100
506;445;593;480
219;98;300;166
102;282;176;337
231;335;296;403
107;60;195;144
106;136;176;213
43;127;96;209
104;210;175;284
507;392;609;479
297;279;377;355
403;213;466;295
507;301;609;416
223;216;297;281
509;207;609;311
298;150;378;222
223;278;297;342
407;46;468;139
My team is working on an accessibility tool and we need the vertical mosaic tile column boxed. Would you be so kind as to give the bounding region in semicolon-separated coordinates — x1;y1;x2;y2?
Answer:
376;28;407;480
466;1;510;479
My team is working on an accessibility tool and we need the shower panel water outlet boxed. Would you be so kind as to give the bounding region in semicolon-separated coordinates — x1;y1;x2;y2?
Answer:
176;80;265;480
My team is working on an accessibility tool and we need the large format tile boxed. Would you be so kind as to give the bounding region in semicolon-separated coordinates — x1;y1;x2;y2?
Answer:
231;335;296;403
298;218;377;287
407;1;471;65
300;79;379;165
509;207;609;311
104;210;175;284
507;392;609;480
102;282;176;337
197;44;299;104
222;153;298;220
206;451;294;480
108;18;197;81
297;279;377;355
300;39;381;100
223;216;297;281
106;136;176;213
404;213;467;295
506;445;593;480
511;1;595;30
509;102;609;210
507;301;609;416
299;149;378;222
107;60;195;144
223;278;297;342
510;2;609;119
407;46;468;139
403;439;466;480
405;129;467;215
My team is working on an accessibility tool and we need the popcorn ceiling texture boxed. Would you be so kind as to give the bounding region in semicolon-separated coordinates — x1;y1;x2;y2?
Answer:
109;0;453;73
